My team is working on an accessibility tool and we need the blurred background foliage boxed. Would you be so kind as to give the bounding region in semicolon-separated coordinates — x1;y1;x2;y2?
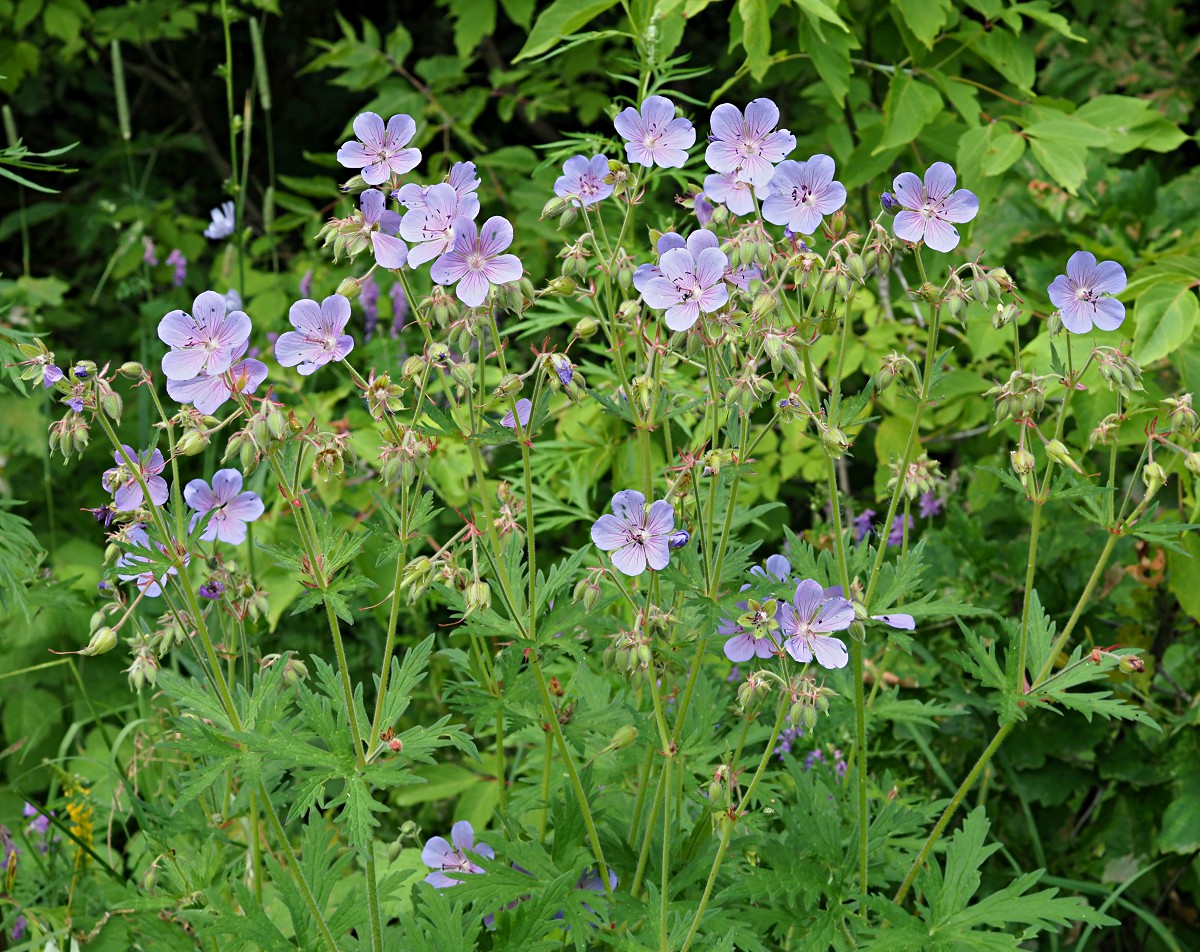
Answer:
1;0;1199;947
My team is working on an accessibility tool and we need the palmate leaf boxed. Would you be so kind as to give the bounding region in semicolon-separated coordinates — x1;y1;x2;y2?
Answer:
866;808;1115;949
1027;646;1161;730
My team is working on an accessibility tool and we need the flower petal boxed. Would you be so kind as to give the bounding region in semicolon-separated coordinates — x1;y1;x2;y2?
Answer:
210;468;243;504
610;542;648;576
184;478;215;512
611;489;646;525
921;216;960;253
455;268;490;307
1091;260;1127;295
811;635;849;669
923;162;958;202
353;112;386;150
939;188;979;223
892;171;925;210
372;232;409;269
591;513;628;551
1092;297;1126;331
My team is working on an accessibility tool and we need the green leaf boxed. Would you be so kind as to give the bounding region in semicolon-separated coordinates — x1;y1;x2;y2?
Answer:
1133;283;1199;365
738;0;771;80
797;14;854;105
1168;532;1200;622
893;0;952;48
792;0;849;31
1027;137;1087;194
514;0;620;61
975;27;1035;90
873;72;943;155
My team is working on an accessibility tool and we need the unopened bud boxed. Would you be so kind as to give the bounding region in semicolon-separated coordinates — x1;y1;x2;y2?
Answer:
463;580;492;616
335;279;361;301
176;430;209;456
574;316;599;339
119;361;145;378
82;627;119;656
1142;461;1167;496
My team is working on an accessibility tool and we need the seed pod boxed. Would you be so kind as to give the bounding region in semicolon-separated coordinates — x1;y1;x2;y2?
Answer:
574;316;599;339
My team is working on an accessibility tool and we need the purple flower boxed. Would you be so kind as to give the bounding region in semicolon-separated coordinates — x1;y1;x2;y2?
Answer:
694;190;714;226
185;468;264;545
880;191;901;215
299;270;313;298
199;579;226;599
853;508;876;543
116;524;181;597
590;489;675;576
158;289;252;380
430;216;523;308
276;295;355;375
359;189;408;269
103;445;169;512
1047;251;1128;334
390;282;408;336
641;246;730;331
166;342;268;414
42;363;63;387
447;160;481;201
702;171;762;217
204;200;235;240
763;155;847;236
361;274;380;341
501;398;532;429
779;579;854;669
887;514;912;546
668;529;690;549
891;162;979;253
422;821;493;889
337;112;420;186
918;491;942;519
614;95;695;169
166;248;188;287
873;612;915;630
554;154;614;209
706;99;795;187
11;914;25;941
399;183;478;268
751;554;792;583
143;237;159;265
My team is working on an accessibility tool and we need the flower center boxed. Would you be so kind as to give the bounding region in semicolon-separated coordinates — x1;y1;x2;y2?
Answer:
629;526;648;545
1075;286;1099;305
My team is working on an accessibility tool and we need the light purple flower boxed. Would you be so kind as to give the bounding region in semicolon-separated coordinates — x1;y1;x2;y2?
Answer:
614;95;695;169
1047;251;1128;334
751;554;792;584
166;342;268;414
779;579;854;669
204;200;235;240
706;99;795;187
590;489;675;576
390;282;408;336
641;246;730;331
501;398;532;429
668;529;690;549
694;190;714;226
430;216;523;308
853;508;876;543
166;248;187;287
399;183;478;268
299;270;313;298
116;524;180;597
763;155;847;236
422;821;494;889
887;514;912;546
447;161;481;202
103;445;169;512
880;191;901;215
11;914;25;941
158;289;252;380
554;154;613;208
42;363;63;387
336;112;421;186
919;491;942;519
703;171;763;217
185;469;265;545
359;188;408;269
143;237;158;265
275;295;355;375
891;162;979;253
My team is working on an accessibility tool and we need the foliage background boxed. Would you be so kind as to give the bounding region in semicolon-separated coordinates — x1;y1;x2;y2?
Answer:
1;0;1199;948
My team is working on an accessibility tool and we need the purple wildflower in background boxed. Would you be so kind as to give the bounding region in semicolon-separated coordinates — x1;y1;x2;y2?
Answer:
166;343;268;414
888;514;912;546
390;282;408;336
400;183;479;267
763;155;847;236
361;273;380;341
275;294;355;375
430;216;523;308
702;170;762;217
919;491;942;519
299;269;313;298
336;112;420;186
116;524;181;597
143;237;158;265
779;579;854;669
422;821;493;889
10;914;25;942
185;469;264;545
23;803;50;838
199;579;225;599
204;200;235;240
1048;251;1128;334
166;248;187;287
554;154;613;208
501;398;532;429
614;95;695;169
853;508;876;542
359;189;408;269
157;290;252;380
776;719;802;760
0;826;15;866
591;489;675;576
103;445;169;512
891;162;979;253
706;99;795;187
641;246;729;331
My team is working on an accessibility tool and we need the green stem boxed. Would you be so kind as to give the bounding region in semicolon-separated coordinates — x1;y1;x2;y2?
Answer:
660;756;672;951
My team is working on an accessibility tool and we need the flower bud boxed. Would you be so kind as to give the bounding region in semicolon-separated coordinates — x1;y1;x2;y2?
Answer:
1185;452;1200;476
336;278;361;301
1119;655;1145;674
879;192;900;215
463;580;492;616
401;556;436;602
545;275;576;296
574;316;599;339
1045;439;1083;474
81;627;118;656
176;429;209;456
668;529;690;549
1010;447;1035;477
119;361;145;378
541;196;570;220
821;426;851;459
1142;461;1167;497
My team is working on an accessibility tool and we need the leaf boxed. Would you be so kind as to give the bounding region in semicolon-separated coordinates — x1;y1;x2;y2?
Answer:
738;0;771;80
1028;136;1088;195
893;0;953;48
514;0;621;61
792;0;849;31
873;72;943;154
1168;532;1200;622
1133;283;1199;365
798;13;856;105
975;26;1036;90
